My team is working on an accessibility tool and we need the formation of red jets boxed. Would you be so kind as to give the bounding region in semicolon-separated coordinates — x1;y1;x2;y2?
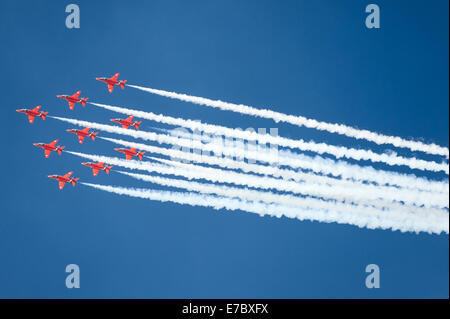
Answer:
17;73;148;190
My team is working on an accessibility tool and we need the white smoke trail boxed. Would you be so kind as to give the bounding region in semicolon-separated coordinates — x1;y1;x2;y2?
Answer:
100;136;449;209
66;150;448;210
162;127;450;195
127;84;450;158
99;136;310;183
90;102;449;173
149;156;448;210
50;115;448;194
81;182;449;234
117;170;449;224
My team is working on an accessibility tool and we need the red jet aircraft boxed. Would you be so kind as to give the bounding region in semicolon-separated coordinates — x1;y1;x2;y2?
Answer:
57;91;88;110
33;140;65;158
67;127;98;144
48;171;79;190
16;105;48;123
82;162;113;176
110;115;142;130
114;147;146;160
96;73;127;93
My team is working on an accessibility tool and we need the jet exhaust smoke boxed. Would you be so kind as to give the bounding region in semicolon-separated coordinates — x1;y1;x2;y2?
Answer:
127;84;450;158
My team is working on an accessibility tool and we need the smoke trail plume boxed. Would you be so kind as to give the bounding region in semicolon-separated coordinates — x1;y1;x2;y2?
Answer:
117;170;449;223
100;136;449;209
90;101;449;173
127;84;449;158
81;182;449;234
67;150;448;210
50;116;448;193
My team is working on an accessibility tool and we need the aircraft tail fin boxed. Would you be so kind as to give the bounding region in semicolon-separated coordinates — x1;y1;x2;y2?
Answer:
105;165;113;174
57;146;65;155
81;98;88;107
40;112;48;120
91;132;98;141
135;121;142;131
137;152;146;160
120;80;127;89
71;178;79;187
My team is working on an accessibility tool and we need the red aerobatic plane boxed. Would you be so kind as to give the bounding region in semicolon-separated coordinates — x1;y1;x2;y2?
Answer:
96;73;127;93
114;147;146;160
67;127;98;144
33;140;65;158
48;171;79;190
110;115;142;130
16;105;48;123
57;91;88;110
82;162;113;176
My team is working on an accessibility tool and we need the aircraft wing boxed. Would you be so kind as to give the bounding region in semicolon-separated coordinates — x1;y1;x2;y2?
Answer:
69;101;75;110
59;181;66;190
121;124;129;129
125;154;132;160
82;127;90;133
108;84;114;93
32;105;41;112
44;149;51;158
49;140;58;147
72;91;81;99
125;115;134;121
63;172;73;178
28;115;35;123
110;73;119;81
78;135;85;144
92;168;99;176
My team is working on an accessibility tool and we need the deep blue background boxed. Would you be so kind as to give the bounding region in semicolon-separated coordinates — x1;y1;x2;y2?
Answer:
0;0;448;298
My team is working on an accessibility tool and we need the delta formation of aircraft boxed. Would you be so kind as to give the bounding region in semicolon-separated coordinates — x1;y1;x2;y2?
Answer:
15;73;153;189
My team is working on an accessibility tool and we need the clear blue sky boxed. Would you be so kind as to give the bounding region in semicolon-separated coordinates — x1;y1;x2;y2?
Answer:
0;0;448;298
